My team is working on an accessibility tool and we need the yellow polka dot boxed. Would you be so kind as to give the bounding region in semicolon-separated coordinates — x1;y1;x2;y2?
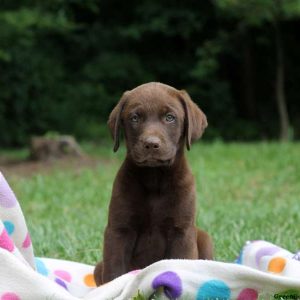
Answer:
84;273;96;287
268;257;286;273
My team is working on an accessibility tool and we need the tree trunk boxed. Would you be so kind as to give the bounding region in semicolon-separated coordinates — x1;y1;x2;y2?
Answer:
274;3;291;141
242;31;256;120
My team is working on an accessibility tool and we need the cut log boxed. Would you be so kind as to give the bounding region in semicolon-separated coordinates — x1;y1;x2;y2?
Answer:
29;135;84;161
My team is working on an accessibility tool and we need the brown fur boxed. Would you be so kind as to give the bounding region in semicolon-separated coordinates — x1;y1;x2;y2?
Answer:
94;82;213;285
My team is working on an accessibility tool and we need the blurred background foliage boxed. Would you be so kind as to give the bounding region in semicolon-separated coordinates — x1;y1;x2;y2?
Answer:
1;0;300;147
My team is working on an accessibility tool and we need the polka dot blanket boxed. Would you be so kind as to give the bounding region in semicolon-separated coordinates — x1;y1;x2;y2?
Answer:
0;171;300;300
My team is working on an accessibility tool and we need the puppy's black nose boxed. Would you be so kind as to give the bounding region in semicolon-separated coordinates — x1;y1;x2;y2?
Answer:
143;136;161;150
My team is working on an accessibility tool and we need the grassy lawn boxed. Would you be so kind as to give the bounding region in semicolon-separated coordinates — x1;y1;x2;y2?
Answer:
1;142;299;266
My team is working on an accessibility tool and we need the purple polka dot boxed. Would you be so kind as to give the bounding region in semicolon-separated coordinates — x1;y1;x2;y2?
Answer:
255;246;280;267
55;278;68;290
152;271;182;299
0;175;17;208
237;288;258;300
293;251;300;261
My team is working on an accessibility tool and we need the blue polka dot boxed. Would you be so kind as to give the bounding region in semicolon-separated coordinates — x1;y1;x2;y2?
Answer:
35;258;49;276
235;249;243;264
197;279;231;300
3;221;15;235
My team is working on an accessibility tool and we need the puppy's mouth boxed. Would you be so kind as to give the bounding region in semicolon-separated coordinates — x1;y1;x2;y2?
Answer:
134;158;172;167
130;146;177;167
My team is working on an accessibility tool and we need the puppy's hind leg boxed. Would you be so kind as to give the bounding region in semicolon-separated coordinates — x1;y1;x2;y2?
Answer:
196;228;213;260
94;261;103;286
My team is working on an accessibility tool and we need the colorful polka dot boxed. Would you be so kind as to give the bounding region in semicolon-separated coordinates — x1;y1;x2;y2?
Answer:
129;269;141;275
22;232;31;248
3;221;15;236
292;251;300;261
255;246;280;267
54;270;72;282
0;228;14;252
235;249;243;264
1;292;20;300
197;279;231;300
55;278;68;290
152;271;182;299
35;258;49;276
268;257;286;273
84;273;96;287
237;288;258;300
0;179;17;208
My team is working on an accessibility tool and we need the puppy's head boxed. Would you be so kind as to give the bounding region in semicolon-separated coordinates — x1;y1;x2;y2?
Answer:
108;82;207;167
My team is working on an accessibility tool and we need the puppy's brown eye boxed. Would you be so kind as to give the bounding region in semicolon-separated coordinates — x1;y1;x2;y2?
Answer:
130;114;139;123
165;113;175;123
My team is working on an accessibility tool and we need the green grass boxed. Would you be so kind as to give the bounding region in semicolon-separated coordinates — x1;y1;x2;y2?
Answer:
1;142;300;266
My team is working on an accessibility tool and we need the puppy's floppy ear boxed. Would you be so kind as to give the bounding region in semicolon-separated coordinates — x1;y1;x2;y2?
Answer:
108;91;129;152
179;90;208;150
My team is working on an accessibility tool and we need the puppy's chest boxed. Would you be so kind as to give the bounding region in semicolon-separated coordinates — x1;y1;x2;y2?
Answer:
131;193;178;230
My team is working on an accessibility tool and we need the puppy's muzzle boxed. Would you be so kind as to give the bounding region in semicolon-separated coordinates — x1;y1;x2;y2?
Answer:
143;136;161;151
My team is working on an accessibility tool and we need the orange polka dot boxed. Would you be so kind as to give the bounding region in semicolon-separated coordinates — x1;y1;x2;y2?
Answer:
268;257;286;273
84;273;96;287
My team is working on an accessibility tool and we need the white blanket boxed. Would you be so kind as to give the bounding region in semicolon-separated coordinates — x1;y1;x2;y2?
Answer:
0;171;300;299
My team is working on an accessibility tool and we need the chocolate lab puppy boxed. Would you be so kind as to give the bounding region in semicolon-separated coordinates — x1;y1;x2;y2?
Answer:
94;82;213;285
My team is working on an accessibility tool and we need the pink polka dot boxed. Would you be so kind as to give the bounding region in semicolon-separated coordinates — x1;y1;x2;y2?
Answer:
22;232;31;248
1;292;20;300
129;269;141;275
54;270;72;282
0;229;14;252
237;288;258;300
